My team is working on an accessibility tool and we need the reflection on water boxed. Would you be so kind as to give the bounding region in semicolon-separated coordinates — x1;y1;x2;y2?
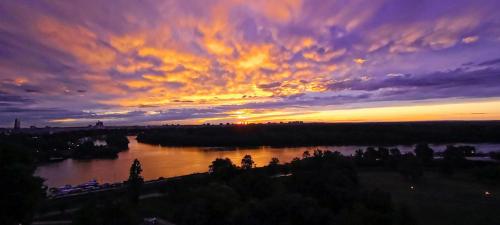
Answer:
35;136;500;187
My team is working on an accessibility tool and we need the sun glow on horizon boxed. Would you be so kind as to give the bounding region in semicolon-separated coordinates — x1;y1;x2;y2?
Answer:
1;1;500;126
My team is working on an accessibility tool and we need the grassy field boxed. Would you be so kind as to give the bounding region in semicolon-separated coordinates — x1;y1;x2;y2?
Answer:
359;170;500;225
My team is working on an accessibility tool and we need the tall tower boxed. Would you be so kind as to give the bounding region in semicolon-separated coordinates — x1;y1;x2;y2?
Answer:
14;118;21;130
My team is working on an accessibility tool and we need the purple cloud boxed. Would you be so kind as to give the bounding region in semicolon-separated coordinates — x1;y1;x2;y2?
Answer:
1;0;500;126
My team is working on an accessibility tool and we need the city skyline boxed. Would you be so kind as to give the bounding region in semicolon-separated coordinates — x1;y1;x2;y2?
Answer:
2;0;500;126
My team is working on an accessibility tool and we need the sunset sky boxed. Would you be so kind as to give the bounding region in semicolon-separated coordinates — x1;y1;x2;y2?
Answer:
1;0;500;127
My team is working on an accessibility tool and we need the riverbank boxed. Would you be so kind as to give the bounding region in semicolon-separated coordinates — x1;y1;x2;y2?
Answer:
36;136;500;188
33;143;500;224
137;122;500;147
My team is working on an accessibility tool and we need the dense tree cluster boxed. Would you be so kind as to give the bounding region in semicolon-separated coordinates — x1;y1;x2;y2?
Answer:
0;130;130;162
414;144;434;164
137;122;500;146
353;146;424;181
106;133;130;150
153;152;416;225
439;145;471;175
72;141;123;159
148;145;499;225
0;142;44;225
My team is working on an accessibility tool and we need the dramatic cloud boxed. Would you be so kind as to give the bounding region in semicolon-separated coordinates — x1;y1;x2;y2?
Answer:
1;0;500;126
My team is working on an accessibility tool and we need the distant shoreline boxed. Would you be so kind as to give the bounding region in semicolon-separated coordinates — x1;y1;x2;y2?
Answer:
136;121;500;147
3;120;500;132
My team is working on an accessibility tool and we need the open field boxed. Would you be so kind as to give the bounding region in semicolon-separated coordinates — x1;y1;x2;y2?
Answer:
359;170;500;225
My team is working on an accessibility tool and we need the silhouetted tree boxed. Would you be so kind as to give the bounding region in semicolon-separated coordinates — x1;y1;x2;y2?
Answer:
387;148;402;169
378;147;390;161
354;149;364;161
364;147;380;162
289;151;358;211
127;159;143;205
414;144;434;164
0;144;43;225
459;145;476;156
302;150;311;158
313;149;325;158
398;153;423;182
209;158;237;180
241;155;255;170
440;145;468;175
443;145;468;163
267;157;280;175
269;157;280;166
106;134;129;150
389;148;401;157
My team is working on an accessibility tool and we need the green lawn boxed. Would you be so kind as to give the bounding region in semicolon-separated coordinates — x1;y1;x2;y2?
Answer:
359;170;500;225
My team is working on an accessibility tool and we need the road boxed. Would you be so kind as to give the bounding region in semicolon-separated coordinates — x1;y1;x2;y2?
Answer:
32;218;176;225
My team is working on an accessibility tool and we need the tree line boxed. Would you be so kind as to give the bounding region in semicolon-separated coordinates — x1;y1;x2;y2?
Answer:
137;121;500;146
0;130;130;162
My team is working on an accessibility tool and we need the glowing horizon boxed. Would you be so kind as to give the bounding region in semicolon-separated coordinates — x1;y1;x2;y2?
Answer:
1;1;500;126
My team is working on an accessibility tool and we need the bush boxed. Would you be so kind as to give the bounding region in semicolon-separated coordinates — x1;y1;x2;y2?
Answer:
209;158;238;180
398;153;423;182
440;145;469;175
266;157;281;175
414;144;434;164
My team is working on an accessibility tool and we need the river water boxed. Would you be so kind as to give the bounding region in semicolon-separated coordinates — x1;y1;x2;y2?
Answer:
35;136;500;188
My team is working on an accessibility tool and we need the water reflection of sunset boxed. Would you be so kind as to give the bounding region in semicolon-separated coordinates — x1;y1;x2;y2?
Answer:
35;137;500;187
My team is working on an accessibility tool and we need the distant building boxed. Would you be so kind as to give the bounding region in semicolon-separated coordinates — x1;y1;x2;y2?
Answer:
95;120;104;129
14;118;21;130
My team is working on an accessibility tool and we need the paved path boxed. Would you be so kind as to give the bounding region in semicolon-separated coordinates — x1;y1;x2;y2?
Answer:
157;218;176;225
36;208;79;219
38;192;166;218
36;189;179;225
32;218;176;225
139;192;164;199
32;220;72;225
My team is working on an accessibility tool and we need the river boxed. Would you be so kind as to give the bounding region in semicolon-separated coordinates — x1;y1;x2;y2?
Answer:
35;136;500;188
